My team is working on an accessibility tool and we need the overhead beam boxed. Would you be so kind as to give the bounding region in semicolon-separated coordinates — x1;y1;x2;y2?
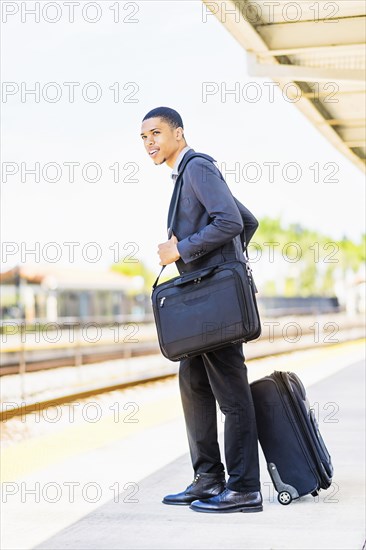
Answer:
301;89;365;97
343;140;366;147
255;1;366;23
255;16;366;51
321;119;366;127
255;43;365;58
247;53;365;83
337;127;366;140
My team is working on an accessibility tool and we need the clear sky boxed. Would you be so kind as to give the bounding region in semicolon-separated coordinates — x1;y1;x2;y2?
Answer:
1;0;365;276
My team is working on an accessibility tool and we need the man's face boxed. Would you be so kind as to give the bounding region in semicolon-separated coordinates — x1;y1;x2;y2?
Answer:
140;117;183;166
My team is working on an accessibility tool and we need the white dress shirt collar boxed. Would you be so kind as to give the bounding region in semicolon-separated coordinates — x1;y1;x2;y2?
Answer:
171;146;192;182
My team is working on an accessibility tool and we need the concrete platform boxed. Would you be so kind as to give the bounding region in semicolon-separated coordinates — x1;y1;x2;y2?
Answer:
1;342;365;550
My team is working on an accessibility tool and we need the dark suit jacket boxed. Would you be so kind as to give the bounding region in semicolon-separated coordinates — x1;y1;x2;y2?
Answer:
167;149;259;275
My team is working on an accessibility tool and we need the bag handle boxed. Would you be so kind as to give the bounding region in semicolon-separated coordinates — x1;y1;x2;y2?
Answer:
173;265;217;286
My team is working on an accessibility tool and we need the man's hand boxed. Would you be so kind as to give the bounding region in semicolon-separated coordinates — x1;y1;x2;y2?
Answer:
157;234;180;266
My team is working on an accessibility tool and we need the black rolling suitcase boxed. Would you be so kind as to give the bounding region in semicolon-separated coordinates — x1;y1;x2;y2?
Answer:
250;371;334;505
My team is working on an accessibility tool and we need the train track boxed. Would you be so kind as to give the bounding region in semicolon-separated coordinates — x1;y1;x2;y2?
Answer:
0;371;177;421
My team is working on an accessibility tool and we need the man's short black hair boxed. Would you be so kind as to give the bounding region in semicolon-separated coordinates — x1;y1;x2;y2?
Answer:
142;107;184;130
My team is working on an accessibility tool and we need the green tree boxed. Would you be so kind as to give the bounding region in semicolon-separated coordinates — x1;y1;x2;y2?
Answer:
254;218;364;297
111;261;157;293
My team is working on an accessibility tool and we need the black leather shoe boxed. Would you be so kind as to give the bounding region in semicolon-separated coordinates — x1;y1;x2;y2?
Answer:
162;472;226;506
190;488;263;513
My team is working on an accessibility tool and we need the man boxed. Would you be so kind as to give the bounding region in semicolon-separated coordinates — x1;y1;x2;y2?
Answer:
140;107;262;513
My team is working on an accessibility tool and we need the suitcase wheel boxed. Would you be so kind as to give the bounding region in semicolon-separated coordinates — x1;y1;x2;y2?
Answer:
278;491;292;505
311;490;319;497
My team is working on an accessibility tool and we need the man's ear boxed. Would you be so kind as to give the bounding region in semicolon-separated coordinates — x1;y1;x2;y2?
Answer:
175;127;185;141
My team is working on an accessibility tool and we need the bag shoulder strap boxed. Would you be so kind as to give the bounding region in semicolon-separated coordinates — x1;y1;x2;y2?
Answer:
167;153;212;239
153;153;211;291
180;153;249;260
152;152;249;291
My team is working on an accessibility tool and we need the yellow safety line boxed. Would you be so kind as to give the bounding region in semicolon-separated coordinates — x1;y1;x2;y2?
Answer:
248;338;365;364
0;396;182;482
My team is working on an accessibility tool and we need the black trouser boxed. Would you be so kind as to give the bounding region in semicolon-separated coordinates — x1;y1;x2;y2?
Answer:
179;342;260;492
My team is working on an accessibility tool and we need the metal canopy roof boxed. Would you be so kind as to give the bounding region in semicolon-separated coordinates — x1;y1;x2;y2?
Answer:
203;0;366;172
